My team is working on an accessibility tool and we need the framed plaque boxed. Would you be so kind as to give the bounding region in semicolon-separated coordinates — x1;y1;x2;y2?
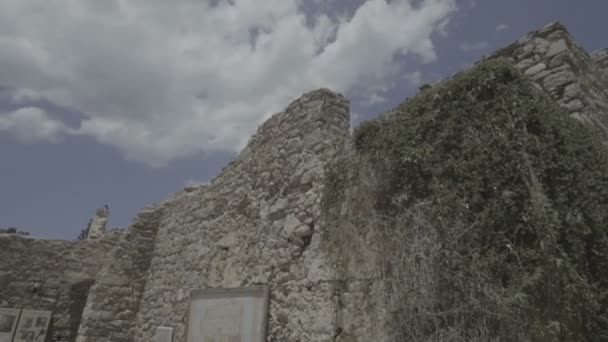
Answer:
153;326;173;342
13;310;51;342
0;308;21;342
186;286;270;342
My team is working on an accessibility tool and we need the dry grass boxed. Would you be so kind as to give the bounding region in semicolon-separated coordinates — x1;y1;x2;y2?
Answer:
322;60;608;341
325;153;520;341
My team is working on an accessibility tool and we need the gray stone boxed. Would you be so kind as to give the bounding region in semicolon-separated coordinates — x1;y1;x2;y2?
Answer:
515;58;536;70
0;233;118;341
531;69;552;81
543;69;576;90
217;233;238;249
545;38;568;57
563;99;585;112
88;206;109;240
294;224;313;239
563;83;581;100
533;37;551;54
282;214;303;237
524;63;547;76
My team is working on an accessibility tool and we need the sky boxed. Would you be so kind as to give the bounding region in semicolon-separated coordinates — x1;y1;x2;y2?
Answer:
0;0;606;240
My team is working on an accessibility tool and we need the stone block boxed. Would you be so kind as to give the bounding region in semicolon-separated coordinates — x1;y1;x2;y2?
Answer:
545;38;568;57
524;63;547;76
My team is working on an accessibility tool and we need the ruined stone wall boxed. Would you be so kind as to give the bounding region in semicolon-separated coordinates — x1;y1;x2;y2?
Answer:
3;20;605;342
133;89;352;342
88;206;109;240
591;48;608;76
488;22;608;141
329;21;608;342
75;207;163;342
0;233;120;341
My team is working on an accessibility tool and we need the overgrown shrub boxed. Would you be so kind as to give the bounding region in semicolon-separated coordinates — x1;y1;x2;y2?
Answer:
322;59;608;341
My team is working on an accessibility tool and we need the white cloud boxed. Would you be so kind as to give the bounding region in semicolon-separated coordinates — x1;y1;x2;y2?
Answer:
0;107;73;143
496;23;509;32
459;41;490;52
403;71;423;86
0;0;456;166
361;93;387;106
436;17;452;37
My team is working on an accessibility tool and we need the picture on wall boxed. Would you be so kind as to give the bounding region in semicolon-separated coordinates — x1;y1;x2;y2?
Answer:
13;310;51;342
0;308;21;342
186;286;270;342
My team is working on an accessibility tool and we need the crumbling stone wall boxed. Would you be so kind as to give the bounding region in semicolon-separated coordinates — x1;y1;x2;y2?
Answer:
88;206;109;240
0;233;120;341
133;89;351;342
591;48;608;76
75;207;163;342
326;21;608;342
488;21;608;141
3;20;606;342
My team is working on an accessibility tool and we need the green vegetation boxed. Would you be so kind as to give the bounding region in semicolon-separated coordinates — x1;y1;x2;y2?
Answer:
322;59;608;341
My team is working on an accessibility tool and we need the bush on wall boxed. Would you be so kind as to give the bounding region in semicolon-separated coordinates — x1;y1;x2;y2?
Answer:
323;59;608;341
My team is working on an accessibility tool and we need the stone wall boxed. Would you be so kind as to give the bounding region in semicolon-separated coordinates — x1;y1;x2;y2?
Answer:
3;20;607;342
75;206;163;342
328;21;608;342
0;233;119;341
88;206;109;240
487;21;608;141
133;89;352;342
591;48;608;75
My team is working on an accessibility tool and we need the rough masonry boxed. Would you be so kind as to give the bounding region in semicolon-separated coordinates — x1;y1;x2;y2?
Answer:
1;21;606;342
88;206;110;240
0;232;122;341
487;21;608;142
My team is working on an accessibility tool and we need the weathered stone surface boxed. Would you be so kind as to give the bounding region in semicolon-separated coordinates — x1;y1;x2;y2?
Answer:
0;232;121;341
591;48;608;76
88;206;109;240
76;206;164;342
488;21;608;141
545;38;568;57
524;62;547;76
2;20;607;342
127;88;351;342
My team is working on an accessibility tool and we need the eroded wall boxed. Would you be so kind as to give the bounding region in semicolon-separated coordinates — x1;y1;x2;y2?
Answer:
0;233;119;341
488;21;608;140
327;21;608;342
4;20;606;342
76;207;163;342
133;89;351;342
591;48;608;76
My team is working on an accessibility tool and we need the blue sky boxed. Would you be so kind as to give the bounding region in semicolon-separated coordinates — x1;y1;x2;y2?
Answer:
1;0;606;239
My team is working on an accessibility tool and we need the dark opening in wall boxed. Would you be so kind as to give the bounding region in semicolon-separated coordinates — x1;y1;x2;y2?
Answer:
67;279;95;341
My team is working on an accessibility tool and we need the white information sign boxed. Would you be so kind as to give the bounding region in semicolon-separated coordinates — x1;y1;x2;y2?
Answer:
186;286;269;342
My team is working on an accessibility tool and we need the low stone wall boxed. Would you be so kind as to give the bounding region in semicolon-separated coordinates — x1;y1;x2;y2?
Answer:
0;233;119;341
488;21;608;141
